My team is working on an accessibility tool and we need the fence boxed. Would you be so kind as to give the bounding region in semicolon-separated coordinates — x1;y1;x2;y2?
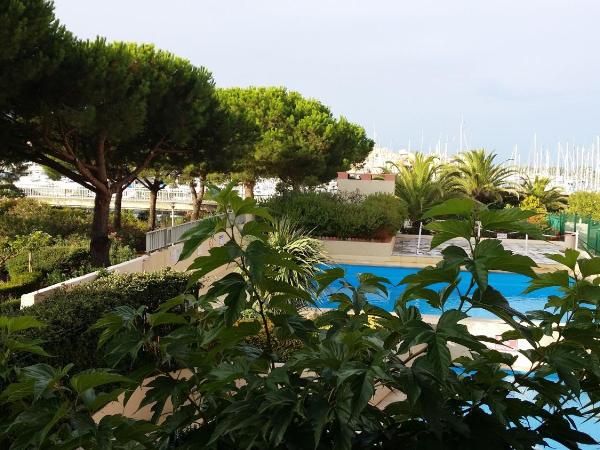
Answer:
547;213;600;256
145;213;248;252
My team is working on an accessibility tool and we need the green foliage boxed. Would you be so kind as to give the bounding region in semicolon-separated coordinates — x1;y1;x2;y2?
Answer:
0;198;90;239
267;216;327;297
70;188;597;449
0;315;152;449
392;152;459;224
264;191;404;240
0;297;21;315
18;270;189;370
0;272;42;300
567;191;600;220
110;210;147;252
7;244;91;280
520;176;567;212
2;185;600;448
451;149;515;205
217;87;373;188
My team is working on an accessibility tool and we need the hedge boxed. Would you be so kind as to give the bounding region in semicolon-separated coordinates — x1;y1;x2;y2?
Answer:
0;272;42;300
0;198;90;239
18;270;190;370
6;245;92;280
0;297;21;314
263;191;405;240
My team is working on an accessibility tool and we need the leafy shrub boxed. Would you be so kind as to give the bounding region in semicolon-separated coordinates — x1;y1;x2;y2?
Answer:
0;198;90;238
0;297;21;314
6;239;136;287
567;191;600;220
18;270;189;370
6;245;93;280
263;191;404;240
3;185;600;448
0;272;42;300
110;210;147;252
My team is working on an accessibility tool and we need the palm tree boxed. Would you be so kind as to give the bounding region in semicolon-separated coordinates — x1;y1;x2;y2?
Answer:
520;176;567;212
451;149;515;204
392;153;459;225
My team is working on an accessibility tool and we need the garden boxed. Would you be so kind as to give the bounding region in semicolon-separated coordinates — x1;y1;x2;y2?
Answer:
1;186;599;449
0;198;146;312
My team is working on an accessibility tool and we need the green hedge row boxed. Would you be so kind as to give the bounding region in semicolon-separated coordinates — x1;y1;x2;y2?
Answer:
0;272;42;300
6;245;92;280
0;297;21;314
263;191;405;240
18;270;190;370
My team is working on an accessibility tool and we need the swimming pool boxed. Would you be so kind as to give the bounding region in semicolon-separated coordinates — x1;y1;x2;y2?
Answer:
317;264;562;319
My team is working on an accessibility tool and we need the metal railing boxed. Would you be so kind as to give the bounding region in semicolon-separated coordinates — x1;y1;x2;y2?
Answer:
18;184;197;202
145;213;248;252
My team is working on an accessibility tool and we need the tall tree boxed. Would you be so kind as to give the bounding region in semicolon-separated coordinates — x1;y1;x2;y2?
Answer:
451;149;515;205
137;167;176;230
5;38;215;266
217;87;373;197
0;0;68;158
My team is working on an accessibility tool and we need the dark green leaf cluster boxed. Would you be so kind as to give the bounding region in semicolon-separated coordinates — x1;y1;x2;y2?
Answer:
217;87;374;187
264;191;405;240
15;270;189;370
9;190;588;449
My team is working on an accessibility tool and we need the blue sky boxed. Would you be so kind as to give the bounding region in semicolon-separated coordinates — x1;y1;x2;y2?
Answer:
53;0;600;158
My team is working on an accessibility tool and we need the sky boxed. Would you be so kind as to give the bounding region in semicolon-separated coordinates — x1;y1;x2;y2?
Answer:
53;0;600;159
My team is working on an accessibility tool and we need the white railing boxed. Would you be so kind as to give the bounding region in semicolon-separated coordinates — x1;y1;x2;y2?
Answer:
145;213;250;252
18;184;197;203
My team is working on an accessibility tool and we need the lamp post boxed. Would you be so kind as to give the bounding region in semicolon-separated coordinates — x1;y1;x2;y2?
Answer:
170;202;175;228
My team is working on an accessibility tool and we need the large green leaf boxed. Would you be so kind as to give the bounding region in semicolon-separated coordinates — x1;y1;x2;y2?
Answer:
545;249;580;271
425;220;473;248
70;370;132;395
421;198;477;219
0;316;45;333
179;215;225;261
578;257;600;278
524;270;570;293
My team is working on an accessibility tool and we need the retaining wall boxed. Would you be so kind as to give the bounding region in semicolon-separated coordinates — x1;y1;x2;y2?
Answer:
20;229;231;307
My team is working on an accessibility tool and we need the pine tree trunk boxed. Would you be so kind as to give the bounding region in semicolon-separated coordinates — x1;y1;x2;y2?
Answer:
113;186;123;230
149;189;158;230
190;181;200;220
90;191;112;267
244;180;255;199
194;181;206;220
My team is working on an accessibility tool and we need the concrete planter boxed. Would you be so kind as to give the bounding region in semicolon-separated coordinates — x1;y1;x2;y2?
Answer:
319;236;396;258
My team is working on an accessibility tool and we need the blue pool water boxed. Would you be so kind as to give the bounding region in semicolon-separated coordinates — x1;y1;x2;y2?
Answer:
317;264;562;319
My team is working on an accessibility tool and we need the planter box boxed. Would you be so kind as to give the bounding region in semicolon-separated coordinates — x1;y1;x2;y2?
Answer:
319;236;396;258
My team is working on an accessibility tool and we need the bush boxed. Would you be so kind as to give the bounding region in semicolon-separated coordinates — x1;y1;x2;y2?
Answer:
110;210;147;252
0;272;42;300
0;198;90;238
6;245;93;280
263;191;404;240
0;297;21;314
18;270;190;370
6;239;136;287
567;191;600;220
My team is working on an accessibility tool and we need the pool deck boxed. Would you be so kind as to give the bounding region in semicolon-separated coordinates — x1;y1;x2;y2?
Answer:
393;235;566;265
326;235;571;273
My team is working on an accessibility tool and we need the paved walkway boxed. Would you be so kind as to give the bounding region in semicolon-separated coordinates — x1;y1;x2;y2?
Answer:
393;234;565;265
